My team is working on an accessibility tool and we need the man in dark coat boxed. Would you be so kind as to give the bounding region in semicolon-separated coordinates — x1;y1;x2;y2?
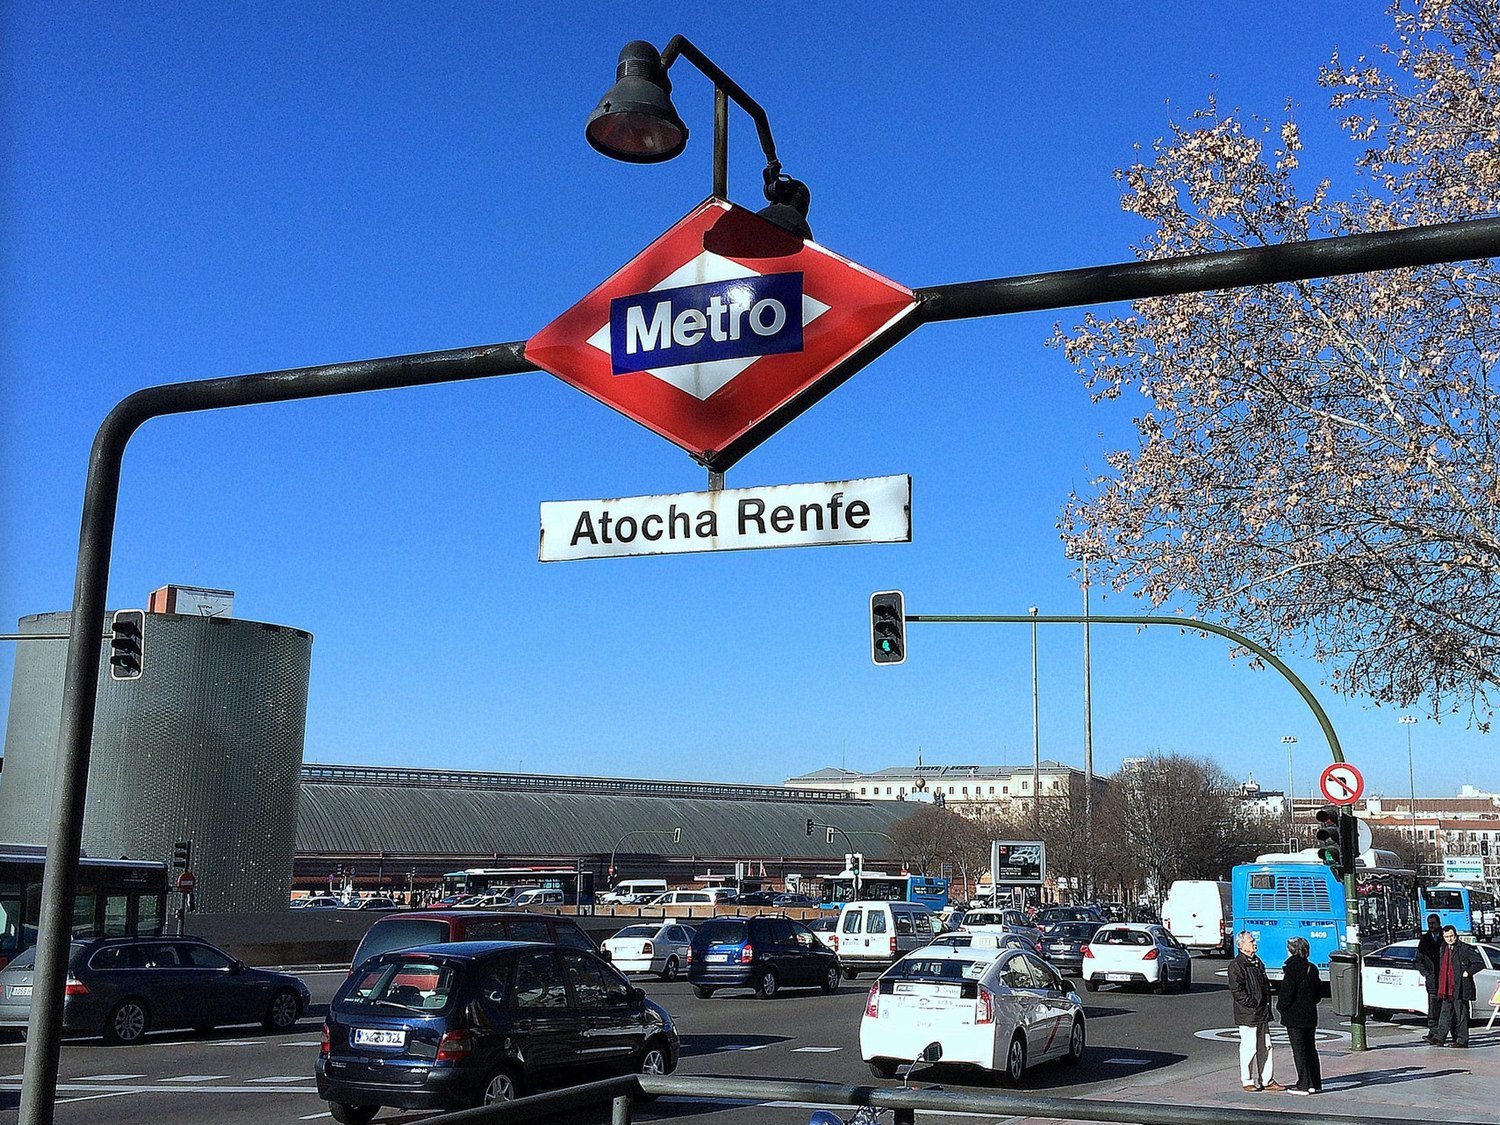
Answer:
1429;925;1483;1047
1276;936;1322;1094
1227;931;1282;1091
1416;912;1445;1037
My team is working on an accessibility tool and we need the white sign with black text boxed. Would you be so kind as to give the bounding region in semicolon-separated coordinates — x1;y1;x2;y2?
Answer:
539;475;911;562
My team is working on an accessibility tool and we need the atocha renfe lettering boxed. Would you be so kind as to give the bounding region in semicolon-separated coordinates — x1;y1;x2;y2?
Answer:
569;493;871;547
609;272;804;375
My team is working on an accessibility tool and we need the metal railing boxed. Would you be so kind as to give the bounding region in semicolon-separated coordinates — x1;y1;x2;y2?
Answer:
424;1073;1440;1125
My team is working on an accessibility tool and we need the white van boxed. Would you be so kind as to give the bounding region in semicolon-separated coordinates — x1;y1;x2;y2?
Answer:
650;888;736;908
835;900;937;976
510;887;565;908
1161;880;1233;954
599;879;668;905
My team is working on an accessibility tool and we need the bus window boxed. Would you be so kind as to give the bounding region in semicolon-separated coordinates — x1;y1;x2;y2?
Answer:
70;892;96;937
136;892;163;936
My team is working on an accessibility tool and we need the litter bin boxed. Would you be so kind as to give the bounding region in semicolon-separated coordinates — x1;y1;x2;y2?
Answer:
1328;949;1361;1017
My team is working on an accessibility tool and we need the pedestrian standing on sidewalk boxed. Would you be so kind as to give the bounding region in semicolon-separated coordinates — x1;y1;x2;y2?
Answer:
1429;925;1482;1048
1417;913;1445;1037
1228;931;1283;1091
1276;936;1322;1095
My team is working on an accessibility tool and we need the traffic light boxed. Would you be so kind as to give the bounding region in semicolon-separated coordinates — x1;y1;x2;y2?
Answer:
1315;806;1344;876
171;840;192;872
870;591;906;665
1339;809;1360;869
608;865;618;883
806;818;815;836
109;609;145;680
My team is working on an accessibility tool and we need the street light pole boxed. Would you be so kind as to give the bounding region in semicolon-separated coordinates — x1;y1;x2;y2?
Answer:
1400;715;1418;846
1281;735;1298;846
1029;606;1040;829
607;827;682;887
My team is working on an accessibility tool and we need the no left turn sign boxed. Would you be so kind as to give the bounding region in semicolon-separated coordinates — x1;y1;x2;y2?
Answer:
1319;762;1365;805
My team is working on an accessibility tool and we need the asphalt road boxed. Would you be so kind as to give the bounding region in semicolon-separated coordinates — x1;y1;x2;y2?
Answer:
0;959;1371;1125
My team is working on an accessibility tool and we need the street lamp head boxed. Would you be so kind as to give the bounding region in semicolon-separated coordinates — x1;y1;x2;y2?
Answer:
756;173;813;240
1280;735;1298;744
1399;715;1417;725
1028;606;1039;616
586;41;688;164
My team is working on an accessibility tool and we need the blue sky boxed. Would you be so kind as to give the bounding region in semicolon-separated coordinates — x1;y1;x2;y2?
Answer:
3;2;1493;802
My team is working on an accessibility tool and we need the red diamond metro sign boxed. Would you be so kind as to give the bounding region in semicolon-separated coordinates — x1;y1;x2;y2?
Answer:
525;198;917;471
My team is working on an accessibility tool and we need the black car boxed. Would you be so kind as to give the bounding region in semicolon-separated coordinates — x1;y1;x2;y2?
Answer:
0;936;309;1044
316;941;678;1122
735;890;778;906
1033;905;1105;936
688;914;842;999
1040;920;1104;974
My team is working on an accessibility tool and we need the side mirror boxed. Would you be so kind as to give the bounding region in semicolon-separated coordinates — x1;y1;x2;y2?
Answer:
630;987;646;1004
1062;978;1077;992
230;959;246;973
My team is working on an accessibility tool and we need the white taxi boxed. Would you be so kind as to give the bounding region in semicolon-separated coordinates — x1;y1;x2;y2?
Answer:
1362;938;1500;1021
602;921;695;980
859;936;1085;1084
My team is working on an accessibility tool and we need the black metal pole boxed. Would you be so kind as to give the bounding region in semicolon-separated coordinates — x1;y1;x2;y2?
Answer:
19;340;534;1125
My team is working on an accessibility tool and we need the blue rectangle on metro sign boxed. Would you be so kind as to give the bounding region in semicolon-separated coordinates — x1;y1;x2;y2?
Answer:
609;272;804;374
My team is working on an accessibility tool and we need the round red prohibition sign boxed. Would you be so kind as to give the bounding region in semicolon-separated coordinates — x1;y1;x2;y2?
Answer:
175;871;197;894
1319;762;1365;805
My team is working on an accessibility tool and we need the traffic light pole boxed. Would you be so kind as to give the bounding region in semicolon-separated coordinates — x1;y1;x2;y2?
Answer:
1343;816;1366;1051
24;218;1499;1125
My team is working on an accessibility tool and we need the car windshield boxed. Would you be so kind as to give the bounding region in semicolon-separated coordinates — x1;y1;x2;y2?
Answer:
695;920;749;945
893;956;987;981
1095;929;1151;946
1052;923;1101;940
612;925;656;939
339;958;459;1013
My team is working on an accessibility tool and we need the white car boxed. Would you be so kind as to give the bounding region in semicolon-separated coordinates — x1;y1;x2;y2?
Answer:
1082;923;1192;992
807;915;840;952
602;921;696;980
961;908;1041;951
1362;938;1500;1021
860;942;1085;1084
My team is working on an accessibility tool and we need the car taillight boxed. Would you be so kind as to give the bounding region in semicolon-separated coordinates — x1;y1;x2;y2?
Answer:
1082;947;1094;958
830;934;838;951
641;941;654;955
435;1030;473;1062
865;984;880;1018
63;977;88;996
1143;948;1159;960
976;986;995;1024
1221;920;1231;936
889;935;897;956
740;943;754;963
320;1021;330;1057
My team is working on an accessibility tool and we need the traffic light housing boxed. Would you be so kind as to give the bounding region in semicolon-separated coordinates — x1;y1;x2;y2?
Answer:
1315;806;1344;876
870;591;906;665
1339;809;1359;869
171;840;192;872
109;609;145;680
806;818;815;836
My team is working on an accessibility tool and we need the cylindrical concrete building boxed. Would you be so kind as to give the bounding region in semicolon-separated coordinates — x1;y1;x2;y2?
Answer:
0;610;313;913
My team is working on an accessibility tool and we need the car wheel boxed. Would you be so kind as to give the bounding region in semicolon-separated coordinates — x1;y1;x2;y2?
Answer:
659;955;680;982
869;1059;898;1079
820;964;841;993
102;998;149;1045
263;988;302;1031
634;1035;672;1101
756;968;779;999
1084;979;1099;992
328;1103;379;1125
1179;964;1192;993
693;985;714;999
844;966;860;980
1003;1033;1027;1084
1368;1007;1392;1021
1064;1017;1085;1064
481;1066;523;1104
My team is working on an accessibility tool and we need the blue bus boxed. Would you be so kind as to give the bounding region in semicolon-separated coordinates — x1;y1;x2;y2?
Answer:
1419;882;1497;941
817;871;949;912
1231;850;1417;980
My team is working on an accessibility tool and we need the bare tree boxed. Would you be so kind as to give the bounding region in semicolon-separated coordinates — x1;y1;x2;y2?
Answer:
887;803;991;881
1052;1;1500;724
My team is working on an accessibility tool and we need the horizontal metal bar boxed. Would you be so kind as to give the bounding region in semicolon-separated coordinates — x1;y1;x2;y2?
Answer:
913;215;1500;322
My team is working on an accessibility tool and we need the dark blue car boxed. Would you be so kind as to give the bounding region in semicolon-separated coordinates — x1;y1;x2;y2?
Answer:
316;940;678;1122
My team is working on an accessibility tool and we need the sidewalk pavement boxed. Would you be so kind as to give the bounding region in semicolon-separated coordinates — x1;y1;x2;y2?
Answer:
1081;1021;1499;1123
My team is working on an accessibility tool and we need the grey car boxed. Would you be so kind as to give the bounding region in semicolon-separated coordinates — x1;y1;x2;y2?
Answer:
0;936;310;1044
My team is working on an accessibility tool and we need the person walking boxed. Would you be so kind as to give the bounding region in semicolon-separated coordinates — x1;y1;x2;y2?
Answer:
1429;925;1483;1048
1416;912;1445;1038
1227;931;1283;1091
1276;936;1322;1094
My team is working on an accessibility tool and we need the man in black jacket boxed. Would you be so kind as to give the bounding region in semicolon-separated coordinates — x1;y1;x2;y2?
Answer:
1227;931;1283;1091
1429;925;1483;1048
1416;913;1445;1037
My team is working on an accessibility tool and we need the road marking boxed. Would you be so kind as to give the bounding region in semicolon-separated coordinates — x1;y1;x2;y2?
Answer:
252;1075;314;1083
1195;1027;1349;1044
1103;1057;1152;1065
0;1082;318;1094
76;1074;146;1081
718;1043;771;1051
205;1039;258;1046
57;1091;133;1105
283;1040;325;1047
299;1112;333;1120
1;1073;24;1080
792;1046;842;1053
162;1074;231;1082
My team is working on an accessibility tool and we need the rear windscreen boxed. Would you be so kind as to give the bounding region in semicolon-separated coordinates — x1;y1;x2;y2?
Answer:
694;920;748;945
338;957;460;1013
353;919;449;966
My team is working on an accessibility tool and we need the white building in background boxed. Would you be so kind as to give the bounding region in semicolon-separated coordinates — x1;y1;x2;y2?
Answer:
785;760;1087;808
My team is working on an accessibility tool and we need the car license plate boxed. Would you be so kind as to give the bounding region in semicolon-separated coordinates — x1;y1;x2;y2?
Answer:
1106;973;1133;981
1377;972;1403;984
352;1027;405;1047
8;985;32;999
